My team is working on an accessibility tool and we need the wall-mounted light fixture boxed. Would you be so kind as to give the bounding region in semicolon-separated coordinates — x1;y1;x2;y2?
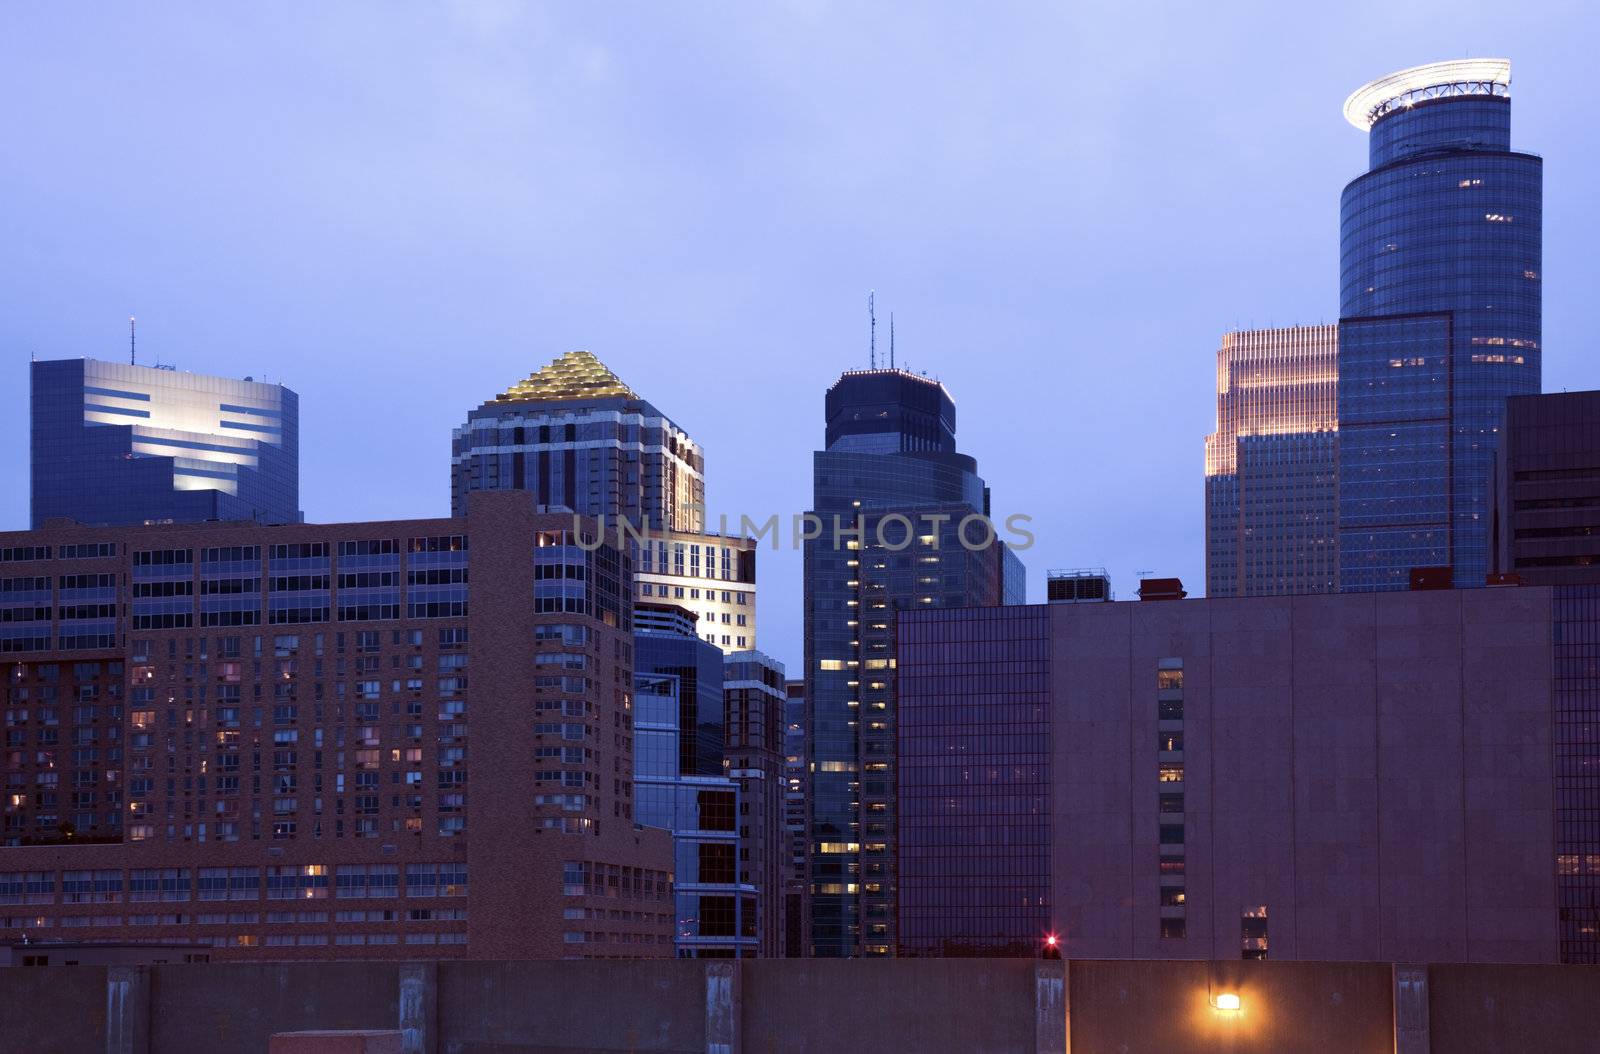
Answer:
1211;992;1242;1012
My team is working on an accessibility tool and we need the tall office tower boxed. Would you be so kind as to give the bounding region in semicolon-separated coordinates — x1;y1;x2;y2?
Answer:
1337;59;1542;590
633;606;757;957
451;350;703;531
452;352;760;654
0;491;674;959
803;368;1023;958
723;650;788;957
781;679;807;958
1491;391;1600;584
1204;326;1339;597
31;359;299;529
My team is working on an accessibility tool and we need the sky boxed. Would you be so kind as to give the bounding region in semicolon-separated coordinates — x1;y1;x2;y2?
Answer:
3;1;1598;668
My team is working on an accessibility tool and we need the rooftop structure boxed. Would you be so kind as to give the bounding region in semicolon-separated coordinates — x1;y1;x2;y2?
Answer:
1342;58;1512;129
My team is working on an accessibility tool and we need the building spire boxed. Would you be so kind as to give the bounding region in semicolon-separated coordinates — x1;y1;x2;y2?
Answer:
868;291;876;369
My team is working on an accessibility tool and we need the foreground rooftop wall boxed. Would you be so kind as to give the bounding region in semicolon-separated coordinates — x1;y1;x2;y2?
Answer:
4;957;1599;1054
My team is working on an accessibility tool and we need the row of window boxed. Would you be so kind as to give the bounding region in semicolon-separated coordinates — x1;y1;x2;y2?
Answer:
0;863;467;904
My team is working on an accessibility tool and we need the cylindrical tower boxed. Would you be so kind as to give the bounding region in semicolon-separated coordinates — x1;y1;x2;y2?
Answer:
1336;59;1542;591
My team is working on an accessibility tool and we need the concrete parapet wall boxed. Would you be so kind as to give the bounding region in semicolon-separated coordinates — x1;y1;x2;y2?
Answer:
741;959;1037;1053
3;957;1598;1054
437;959;705;1053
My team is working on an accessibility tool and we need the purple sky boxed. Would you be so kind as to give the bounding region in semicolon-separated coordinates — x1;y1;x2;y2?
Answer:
4;2;1598;669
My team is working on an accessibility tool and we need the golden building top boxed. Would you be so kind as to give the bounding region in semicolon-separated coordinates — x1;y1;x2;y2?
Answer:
496;350;637;403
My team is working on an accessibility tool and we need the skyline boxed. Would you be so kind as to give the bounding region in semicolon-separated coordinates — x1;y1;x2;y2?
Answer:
6;4;1600;665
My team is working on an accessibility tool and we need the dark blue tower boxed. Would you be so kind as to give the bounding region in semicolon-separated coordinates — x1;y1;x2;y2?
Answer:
1337;60;1542;590
803;368;1023;957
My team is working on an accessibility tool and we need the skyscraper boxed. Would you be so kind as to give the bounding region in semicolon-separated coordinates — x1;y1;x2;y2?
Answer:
782;678;807;958
1204;326;1339;597
30;358;299;528
451;350;703;531
723;649;788;957
633;606;758;957
803;368;1023;957
452;351;760;654
1337;59;1542;590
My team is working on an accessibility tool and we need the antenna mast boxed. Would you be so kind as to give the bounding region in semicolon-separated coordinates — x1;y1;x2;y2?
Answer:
129;316;136;366
890;313;895;369
868;291;876;369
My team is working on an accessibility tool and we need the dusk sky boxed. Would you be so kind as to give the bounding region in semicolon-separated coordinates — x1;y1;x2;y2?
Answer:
4;2;1597;667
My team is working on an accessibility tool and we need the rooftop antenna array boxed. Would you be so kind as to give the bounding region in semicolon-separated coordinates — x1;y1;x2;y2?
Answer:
868;290;876;369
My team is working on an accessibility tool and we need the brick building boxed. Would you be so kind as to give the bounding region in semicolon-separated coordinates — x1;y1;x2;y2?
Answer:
1;491;673;958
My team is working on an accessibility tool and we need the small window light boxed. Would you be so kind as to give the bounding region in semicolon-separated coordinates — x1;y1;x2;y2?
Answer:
1212;992;1241;1012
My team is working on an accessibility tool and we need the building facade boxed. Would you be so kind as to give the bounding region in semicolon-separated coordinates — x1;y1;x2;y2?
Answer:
1491;391;1600;584
634;617;756;957
803;368;1023;957
897;586;1592;964
450;350;704;532
723;650;787;958
452;351;757;654
0;491;674;958
31;359;299;529
1204;326;1339;598
1337;59;1542;591
636;530;757;653
782;679;806;958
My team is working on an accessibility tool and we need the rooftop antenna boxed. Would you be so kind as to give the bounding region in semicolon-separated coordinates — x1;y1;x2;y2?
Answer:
129;316;136;366
868;291;876;369
890;313;896;370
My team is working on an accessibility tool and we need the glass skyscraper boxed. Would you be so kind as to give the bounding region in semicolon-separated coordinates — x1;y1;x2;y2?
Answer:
634;612;758;957
803;368;1023;957
30;358;299;528
1337;59;1542;590
451;350;704;532
1204;326;1339;597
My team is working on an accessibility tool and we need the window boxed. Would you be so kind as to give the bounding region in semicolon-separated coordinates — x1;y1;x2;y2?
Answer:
1242;905;1268;960
698;894;736;937
697;790;735;831
698;843;736;885
335;864;399;899
266;865;329;900
405;863;467;898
